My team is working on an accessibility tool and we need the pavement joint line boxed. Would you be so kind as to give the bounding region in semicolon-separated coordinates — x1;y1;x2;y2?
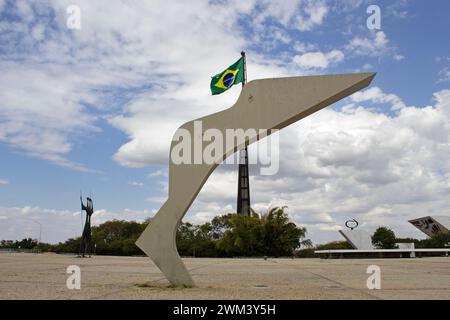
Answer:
2;255;450;299
188;259;236;273
87;259;236;298
304;269;383;300
267;259;383;300
144;259;238;285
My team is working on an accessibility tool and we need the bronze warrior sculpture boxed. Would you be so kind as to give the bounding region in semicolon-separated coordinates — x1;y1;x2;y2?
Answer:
79;196;94;257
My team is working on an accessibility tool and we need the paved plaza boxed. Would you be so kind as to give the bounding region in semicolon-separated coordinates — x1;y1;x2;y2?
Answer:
0;253;449;299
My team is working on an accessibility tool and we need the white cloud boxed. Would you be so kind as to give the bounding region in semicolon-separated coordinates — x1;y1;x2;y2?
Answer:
0;1;328;170
293;42;318;53
0;0;301;170
0;1;251;169
333;0;363;12
296;0;329;31
145;196;166;204
31;24;46;41
15;0;34;22
0;179;9;185
148;170;168;178
0;63;101;171
438;67;450;83
129;181;144;187
252;0;328;32
300;212;335;224
386;0;410;19
347;31;390;57
351;86;407;110
293;50;344;69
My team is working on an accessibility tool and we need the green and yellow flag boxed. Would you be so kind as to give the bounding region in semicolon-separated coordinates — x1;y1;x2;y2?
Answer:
210;57;244;95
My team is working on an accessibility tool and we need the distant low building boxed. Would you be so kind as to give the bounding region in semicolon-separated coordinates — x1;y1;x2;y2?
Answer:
408;216;450;237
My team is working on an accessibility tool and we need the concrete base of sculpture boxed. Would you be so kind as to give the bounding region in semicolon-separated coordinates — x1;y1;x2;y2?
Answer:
339;230;375;250
136;73;376;286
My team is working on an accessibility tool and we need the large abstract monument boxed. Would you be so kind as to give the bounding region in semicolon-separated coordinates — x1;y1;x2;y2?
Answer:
339;219;375;250
339;228;375;250
79;196;94;257
409;216;450;237
136;73;376;286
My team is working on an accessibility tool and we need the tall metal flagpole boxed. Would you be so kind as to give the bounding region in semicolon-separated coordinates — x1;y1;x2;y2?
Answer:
237;51;251;217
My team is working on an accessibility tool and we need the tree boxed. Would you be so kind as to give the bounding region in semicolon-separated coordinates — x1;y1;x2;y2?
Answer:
372;227;398;249
315;241;353;250
216;207;310;257
295;241;352;258
177;222;198;256
209;214;234;240
0;238;38;249
91;220;145;255
176;222;217;257
419;231;450;248
217;212;265;256
1;208;311;257
51;220;147;255
16;238;38;249
54;237;81;253
262;207;310;256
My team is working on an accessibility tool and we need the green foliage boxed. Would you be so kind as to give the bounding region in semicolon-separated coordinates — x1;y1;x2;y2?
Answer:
53;237;81;253
177;207;311;257
177;222;218;257
294;248;317;258
418;231;450;248
394;237;420;244
2;208;312;257
216;213;265;256
294;241;353;258
315;241;353;250
43;220;148;255
378;233;450;249
0;238;38;249
91;220;146;255
371;227;398;249
262;207;310;256
6;220;450;257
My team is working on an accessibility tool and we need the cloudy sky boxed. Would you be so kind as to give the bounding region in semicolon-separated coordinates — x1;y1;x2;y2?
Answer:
1;0;449;244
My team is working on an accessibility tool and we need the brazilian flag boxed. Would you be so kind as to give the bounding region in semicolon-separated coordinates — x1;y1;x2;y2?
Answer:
210;57;244;95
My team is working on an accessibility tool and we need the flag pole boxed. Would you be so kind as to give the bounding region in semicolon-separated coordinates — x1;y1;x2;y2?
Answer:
241;51;247;87
237;51;251;217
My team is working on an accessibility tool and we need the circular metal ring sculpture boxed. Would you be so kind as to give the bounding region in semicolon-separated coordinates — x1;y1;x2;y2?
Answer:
345;219;359;230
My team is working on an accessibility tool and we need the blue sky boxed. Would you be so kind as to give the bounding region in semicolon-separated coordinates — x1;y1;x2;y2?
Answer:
1;0;450;244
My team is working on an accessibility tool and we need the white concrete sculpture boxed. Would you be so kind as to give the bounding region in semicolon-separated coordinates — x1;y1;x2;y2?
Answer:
409;216;450;237
339;230;375;250
136;73;376;286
